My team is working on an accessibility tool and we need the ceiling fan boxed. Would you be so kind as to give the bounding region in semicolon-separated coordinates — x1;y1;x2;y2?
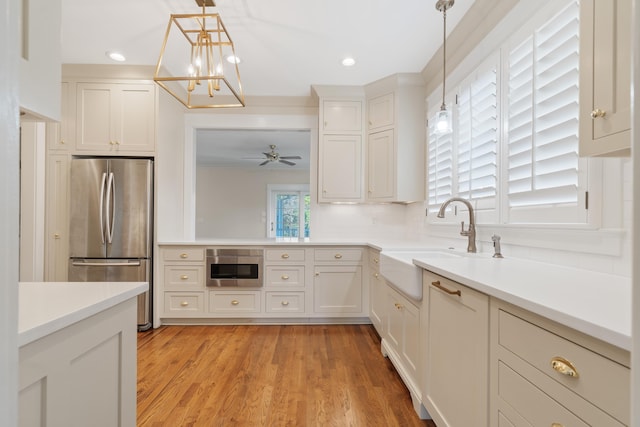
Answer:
247;144;302;166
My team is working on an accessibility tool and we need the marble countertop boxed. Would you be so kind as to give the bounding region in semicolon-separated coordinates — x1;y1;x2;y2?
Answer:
413;254;631;351
19;282;148;347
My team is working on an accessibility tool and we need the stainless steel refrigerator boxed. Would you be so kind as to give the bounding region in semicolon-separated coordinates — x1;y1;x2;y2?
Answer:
68;158;153;331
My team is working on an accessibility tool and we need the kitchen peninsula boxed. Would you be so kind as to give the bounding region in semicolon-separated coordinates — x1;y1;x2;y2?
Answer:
19;281;147;427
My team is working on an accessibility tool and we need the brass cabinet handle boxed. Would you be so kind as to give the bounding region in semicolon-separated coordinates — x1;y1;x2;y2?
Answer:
334;254;343;259
374;273;379;278
180;275;188;280
551;424;565;427
394;302;404;310
550;357;579;378
180;301;189;307
281;275;289;280
281;253;290;259
54;233;60;239
281;300;290;306
180;253;188;259
374;258;379;264
431;280;462;296
590;108;606;119
231;300;240;306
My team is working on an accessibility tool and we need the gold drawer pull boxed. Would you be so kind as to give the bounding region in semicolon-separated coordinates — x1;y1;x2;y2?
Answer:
590;108;606;119
231;300;240;306
374;273;379;278
551;357;579;378
180;275;189;280
334;254;343;259
431;280;461;296
281;275;290;280
551;424;565;427
394;303;404;310
180;301;189;307
281;253;290;259
374;258;379;264
281;300;290;306
180;253;188;259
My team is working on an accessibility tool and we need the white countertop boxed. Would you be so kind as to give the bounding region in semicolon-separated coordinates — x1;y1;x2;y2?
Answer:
413;255;631;351
19;282;148;347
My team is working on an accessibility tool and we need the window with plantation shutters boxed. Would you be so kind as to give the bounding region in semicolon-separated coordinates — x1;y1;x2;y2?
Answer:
427;113;454;210
506;0;587;223
457;66;498;210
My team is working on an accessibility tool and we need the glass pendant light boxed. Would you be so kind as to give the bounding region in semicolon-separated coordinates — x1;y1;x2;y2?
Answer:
434;0;454;135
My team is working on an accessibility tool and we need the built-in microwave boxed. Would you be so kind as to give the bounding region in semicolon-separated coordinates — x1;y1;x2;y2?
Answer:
206;248;263;287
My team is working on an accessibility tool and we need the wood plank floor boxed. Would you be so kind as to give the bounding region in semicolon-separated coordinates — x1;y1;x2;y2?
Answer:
137;324;436;426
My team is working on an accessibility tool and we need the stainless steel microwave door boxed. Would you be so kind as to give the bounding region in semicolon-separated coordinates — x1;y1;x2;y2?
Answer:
69;158;109;258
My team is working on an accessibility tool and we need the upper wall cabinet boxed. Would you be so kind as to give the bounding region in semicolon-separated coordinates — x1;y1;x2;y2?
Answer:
365;74;426;202
19;0;61;121
75;82;156;154
315;88;365;203
579;0;631;157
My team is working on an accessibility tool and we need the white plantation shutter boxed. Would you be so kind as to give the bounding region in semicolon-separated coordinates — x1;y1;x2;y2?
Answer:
427;112;454;210
457;66;498;209
506;0;586;223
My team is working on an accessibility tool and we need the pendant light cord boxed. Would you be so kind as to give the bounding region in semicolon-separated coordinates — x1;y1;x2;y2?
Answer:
441;6;447;110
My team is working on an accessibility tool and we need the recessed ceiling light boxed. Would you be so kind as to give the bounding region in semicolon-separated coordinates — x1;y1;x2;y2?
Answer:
342;57;356;67
226;55;241;64
106;50;126;62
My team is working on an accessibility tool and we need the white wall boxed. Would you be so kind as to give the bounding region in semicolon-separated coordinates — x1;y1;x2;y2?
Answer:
196;166;309;239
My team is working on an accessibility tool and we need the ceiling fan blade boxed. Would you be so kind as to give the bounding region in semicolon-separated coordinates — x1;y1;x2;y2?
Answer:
279;159;296;166
280;156;302;159
259;160;270;166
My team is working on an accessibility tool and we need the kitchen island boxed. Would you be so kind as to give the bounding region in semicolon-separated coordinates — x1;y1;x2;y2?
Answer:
19;281;147;427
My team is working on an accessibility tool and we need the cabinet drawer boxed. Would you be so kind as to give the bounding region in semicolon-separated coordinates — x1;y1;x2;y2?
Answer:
498;362;592;427
164;266;204;288
209;291;260;313
314;248;362;262
498;309;629;423
265;248;305;262
162;248;205;262
265;292;305;313
265;266;305;287
164;292;205;314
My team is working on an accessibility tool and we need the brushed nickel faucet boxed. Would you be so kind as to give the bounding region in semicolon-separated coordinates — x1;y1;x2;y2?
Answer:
437;197;477;253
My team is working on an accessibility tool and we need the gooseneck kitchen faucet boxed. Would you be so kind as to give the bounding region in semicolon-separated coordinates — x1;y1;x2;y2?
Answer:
437;197;477;253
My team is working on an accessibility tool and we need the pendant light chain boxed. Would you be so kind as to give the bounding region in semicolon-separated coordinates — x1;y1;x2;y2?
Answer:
441;6;447;110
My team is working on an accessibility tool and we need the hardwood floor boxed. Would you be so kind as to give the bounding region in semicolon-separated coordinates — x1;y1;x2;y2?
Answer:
137;324;435;426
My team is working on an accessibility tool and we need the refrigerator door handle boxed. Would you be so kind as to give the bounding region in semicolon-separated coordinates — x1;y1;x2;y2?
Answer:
99;172;107;244
106;172;115;244
71;260;142;267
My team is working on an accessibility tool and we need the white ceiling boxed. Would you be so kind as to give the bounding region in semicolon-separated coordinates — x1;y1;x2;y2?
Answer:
61;0;474;167
60;0;475;97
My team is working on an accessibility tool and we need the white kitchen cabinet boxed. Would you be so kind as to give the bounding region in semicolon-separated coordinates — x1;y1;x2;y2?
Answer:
75;82;156;154
313;247;364;314
159;247;207;319
422;270;489;427
490;299;630;427
316;93;365;203
368;249;385;334
318;134;363;202
45;82;73;151
321;100;363;133
383;285;421;392
19;297;137;427
365;74;426;202
367;129;395;200
579;0;631;156
44;154;69;281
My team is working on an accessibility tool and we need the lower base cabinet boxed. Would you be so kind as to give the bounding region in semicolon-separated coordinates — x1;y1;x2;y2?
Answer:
422;270;489;427
490;300;630;427
19;298;137;427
